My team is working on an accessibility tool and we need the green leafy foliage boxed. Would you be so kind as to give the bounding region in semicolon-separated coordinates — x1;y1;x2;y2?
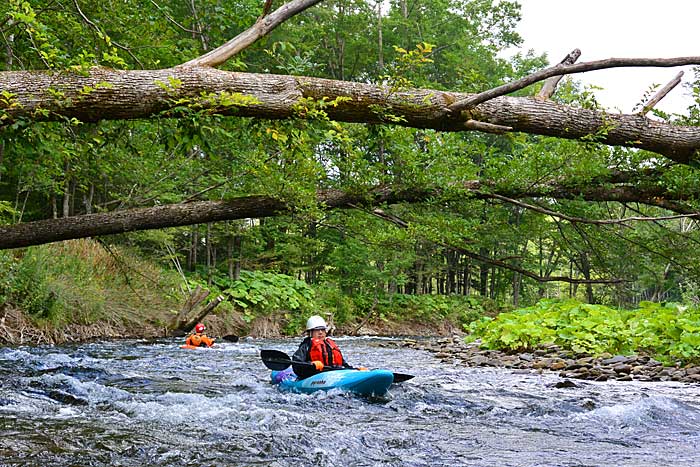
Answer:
380;293;489;328
468;299;700;365
211;270;316;323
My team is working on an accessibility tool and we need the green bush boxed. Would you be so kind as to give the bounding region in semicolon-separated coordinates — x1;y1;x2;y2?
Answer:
313;283;356;327
466;299;700;365
211;270;316;325
5;248;63;319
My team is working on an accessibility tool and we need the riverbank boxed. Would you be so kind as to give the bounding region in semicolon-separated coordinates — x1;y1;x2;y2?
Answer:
391;335;700;385
0;303;249;346
0;302;458;346
0;239;475;346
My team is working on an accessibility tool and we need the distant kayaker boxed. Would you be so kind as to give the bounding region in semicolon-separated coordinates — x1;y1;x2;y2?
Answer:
292;315;366;379
185;323;215;348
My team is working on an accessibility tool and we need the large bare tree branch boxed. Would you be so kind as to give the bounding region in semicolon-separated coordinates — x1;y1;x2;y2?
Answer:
449;56;700;112
2;65;700;163
639;71;684;115
537;49;581;100
3;0;700;164
0;187;431;250
486;193;700;225
181;0;324;67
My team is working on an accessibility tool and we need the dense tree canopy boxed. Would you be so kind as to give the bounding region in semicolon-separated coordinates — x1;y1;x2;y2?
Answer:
1;0;700;307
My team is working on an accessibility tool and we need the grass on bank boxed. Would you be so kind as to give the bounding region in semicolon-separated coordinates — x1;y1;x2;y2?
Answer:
0;239;184;336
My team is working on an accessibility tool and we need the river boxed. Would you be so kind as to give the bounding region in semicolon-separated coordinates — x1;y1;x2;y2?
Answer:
1;336;699;466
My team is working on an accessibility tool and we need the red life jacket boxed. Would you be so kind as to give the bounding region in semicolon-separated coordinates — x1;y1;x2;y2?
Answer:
309;337;344;367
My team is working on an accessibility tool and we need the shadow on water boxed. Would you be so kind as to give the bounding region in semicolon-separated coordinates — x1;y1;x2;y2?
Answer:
1;337;700;466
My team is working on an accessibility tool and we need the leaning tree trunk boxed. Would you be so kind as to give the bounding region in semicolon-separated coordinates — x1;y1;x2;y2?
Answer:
0;178;697;251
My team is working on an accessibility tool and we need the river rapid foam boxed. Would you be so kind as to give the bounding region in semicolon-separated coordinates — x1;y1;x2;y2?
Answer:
1;336;699;466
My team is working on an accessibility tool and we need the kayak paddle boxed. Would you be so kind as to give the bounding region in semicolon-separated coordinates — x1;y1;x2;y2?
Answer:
260;349;414;382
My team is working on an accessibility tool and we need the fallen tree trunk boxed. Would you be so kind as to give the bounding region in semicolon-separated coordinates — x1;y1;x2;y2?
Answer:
178;295;226;336
1;66;699;164
169;287;226;337
0;181;696;251
170;285;210;332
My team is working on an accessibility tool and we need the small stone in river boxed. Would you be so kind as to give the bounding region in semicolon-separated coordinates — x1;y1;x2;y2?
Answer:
553;379;578;389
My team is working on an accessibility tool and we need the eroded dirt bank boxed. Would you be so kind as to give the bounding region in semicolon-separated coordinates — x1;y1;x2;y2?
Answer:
0;305;460;346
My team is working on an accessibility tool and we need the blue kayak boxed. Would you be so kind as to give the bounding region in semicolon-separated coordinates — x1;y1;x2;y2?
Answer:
270;368;394;396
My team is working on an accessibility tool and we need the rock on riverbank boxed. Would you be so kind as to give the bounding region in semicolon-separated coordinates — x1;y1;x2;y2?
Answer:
386;336;700;385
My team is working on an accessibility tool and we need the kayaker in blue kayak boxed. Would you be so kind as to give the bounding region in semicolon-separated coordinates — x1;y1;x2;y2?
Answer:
292;315;367;379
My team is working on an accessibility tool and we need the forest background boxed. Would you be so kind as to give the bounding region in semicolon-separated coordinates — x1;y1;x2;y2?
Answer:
1;0;700;360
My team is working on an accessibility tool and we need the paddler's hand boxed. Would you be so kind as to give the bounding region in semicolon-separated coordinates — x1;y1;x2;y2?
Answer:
357;367;369;371
312;361;324;371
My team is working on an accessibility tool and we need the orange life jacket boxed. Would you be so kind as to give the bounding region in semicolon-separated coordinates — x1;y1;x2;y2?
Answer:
186;333;214;347
309;337;343;366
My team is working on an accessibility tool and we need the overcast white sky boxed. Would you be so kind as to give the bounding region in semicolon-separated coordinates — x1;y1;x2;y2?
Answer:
512;0;698;115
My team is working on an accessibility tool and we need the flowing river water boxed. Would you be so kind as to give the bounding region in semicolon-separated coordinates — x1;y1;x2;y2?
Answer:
1;336;699;466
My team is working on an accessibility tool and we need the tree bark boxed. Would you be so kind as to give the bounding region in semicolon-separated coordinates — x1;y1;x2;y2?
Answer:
206;222;213;286
234;235;242;280
479;248;489;296
181;295;225;334
170;285;209;331
62;161;72;218
188;227;199;272
2;67;699;164
227;235;234;281
83;183;94;215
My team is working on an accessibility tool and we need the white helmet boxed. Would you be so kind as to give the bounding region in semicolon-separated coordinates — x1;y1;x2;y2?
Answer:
305;315;327;331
